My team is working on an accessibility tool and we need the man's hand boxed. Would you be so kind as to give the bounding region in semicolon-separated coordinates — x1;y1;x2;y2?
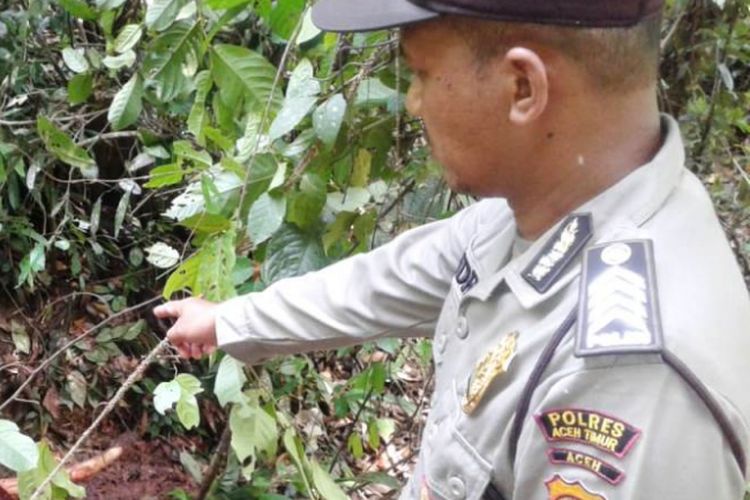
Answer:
153;298;219;359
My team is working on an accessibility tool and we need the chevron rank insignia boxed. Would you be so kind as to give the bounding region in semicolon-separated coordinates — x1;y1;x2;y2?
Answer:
523;213;593;293
576;240;663;357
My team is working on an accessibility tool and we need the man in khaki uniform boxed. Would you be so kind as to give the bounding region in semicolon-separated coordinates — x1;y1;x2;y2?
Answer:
155;1;750;498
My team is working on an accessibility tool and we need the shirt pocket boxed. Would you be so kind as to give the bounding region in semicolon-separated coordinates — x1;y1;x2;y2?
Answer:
422;416;493;500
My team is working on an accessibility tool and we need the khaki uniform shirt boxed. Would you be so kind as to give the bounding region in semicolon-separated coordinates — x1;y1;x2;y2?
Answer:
216;115;750;499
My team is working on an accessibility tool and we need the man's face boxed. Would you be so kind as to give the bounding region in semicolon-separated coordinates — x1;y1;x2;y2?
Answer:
400;20;515;196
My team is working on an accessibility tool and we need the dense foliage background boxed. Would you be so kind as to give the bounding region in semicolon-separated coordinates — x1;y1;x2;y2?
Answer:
0;0;748;498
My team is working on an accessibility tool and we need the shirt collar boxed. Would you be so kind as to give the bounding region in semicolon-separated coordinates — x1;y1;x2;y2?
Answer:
467;114;685;308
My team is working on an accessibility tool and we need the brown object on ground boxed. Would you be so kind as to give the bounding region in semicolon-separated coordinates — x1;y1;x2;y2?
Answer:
0;439;197;500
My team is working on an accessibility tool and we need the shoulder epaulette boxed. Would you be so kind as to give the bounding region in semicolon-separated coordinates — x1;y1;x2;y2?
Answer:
575;239;663;357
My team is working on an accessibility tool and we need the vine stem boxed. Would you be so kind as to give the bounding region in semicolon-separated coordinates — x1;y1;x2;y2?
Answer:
29;338;170;500
0;296;161;413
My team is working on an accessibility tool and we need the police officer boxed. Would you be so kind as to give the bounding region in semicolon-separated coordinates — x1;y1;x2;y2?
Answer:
154;1;750;498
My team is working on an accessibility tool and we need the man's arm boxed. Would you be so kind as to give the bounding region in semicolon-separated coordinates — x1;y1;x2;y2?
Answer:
155;200;501;363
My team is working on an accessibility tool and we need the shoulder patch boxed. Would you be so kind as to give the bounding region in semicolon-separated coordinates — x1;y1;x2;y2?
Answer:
576;240;663;357
523;213;593;293
535;408;641;458
545;475;607;500
547;448;625;485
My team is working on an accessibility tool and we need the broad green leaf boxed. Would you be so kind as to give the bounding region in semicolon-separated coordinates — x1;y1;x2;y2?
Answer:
268;59;319;140
282;429;313;496
145;242;180;268
326;187;371;213
114;191;130;238
163;233;236;300
37;117;98;178
143;21;204;102
102;50;136;69
18;442;85;499
145;163;184;188
211;44;282;114
204;0;251;9
355;78;402;110
179;213;231;233
351;149;371;187
164;170;242;221
163;254;200;298
267;0;305;40
187;70;212;145
62;46;89;73
313;93;346;147
287;173;326;229
262;224;327;283
310;460;347;500
108;73;143;130
0;419;38;472
230;398;277;470
58;0;98;20
67;370;87;408
153;374;203;430
114;24;143;53
296;8;321;45
146;0;186;31
214;355;247;407
247;192;286;245
243;154;277;206
68;72;93;105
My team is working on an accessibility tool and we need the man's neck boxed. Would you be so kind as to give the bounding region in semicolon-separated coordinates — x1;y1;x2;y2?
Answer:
508;90;662;240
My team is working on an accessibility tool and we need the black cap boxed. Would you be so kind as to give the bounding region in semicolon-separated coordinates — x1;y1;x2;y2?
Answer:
312;0;664;32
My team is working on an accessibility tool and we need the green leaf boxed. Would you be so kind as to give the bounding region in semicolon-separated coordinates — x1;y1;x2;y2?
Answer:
145;0;186;31
282;428;313;496
211;44;282;114
287;173;326;229
102;49;136;69
67;370;88;408
0;419;38;472
108;73;143;130
145;163;184;188
18;442;85;499
262;224;327;283
204;0;251;9
153;374;203;430
229;397;278;467
114;24;143;53
114;191;130;238
267;0;305;40
68;72;93;105
58;0;98;20
326;187;371;213
310;460;347;500
37;116;98;178
247;192;286;245
268;59;319;140
179;213;231;234
143;21;204;102
214;355;247;407
145;242;180;268
62;47;89;74
351;149;371;187
313;93;346;147
187;70;212;145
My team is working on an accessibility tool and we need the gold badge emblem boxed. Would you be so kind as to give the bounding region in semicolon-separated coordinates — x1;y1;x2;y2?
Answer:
462;331;518;414
545;475;606;500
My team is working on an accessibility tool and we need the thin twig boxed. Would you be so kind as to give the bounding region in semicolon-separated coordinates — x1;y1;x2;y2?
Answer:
29;338;170;500
197;423;233;500
0;296;161;413
78;131;140;147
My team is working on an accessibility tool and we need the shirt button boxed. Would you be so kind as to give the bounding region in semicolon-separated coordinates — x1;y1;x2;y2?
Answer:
448;476;466;499
455;316;469;339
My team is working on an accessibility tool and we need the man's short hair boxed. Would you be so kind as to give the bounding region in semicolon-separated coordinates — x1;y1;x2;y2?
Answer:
447;13;662;92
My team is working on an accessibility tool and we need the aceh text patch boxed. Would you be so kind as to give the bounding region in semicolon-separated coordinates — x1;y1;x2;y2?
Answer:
535;408;641;458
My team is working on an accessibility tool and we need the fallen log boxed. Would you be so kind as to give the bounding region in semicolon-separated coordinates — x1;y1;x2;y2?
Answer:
0;446;123;499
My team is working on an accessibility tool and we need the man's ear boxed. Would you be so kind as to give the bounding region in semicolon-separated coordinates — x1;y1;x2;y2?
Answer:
503;47;549;125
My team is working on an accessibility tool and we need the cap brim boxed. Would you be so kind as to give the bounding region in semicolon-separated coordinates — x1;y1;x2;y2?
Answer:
311;0;439;32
